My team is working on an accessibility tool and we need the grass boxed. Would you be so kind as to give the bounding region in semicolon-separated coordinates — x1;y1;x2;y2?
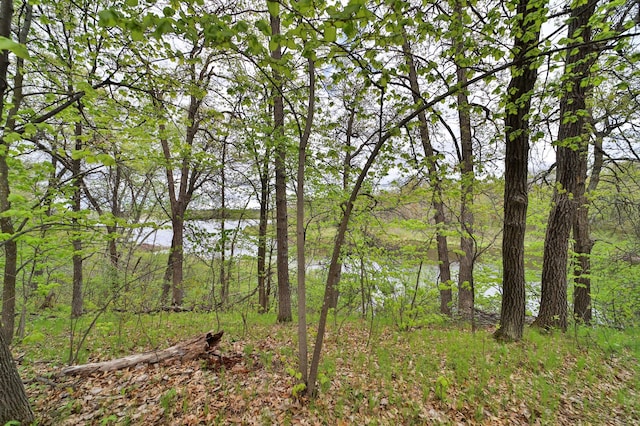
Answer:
15;310;639;425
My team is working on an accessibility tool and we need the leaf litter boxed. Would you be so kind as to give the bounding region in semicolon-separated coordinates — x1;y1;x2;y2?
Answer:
20;323;639;425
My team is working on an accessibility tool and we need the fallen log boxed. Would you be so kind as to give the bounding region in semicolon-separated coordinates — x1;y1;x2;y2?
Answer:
60;330;223;376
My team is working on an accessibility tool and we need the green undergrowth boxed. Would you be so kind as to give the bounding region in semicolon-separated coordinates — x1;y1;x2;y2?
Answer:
16;311;640;424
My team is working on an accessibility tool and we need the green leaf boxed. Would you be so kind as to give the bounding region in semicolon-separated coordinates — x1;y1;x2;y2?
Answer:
71;149;88;160
7;193;27;203
288;38;299;50
163;6;175;17
324;24;337;43
343;21;356;39
296;0;314;15
153;18;175;38
98;9;120;27
22;332;47;345
255;19;271;36
23;123;37;137
234;20;249;34
3;132;21;143
0;36;30;60
267;1;280;17
131;30;145;41
96;153;117;167
269;38;279;52
247;35;264;54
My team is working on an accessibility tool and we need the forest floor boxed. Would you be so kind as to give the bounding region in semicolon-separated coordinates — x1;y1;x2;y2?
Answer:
17;313;640;425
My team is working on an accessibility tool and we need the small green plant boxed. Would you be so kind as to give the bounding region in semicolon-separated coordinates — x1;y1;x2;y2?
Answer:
318;372;332;393
160;388;178;413
259;350;273;370
435;375;450;402
100;414;118;425
243;343;254;357
286;366;307;397
292;382;307;398
286;366;302;380
21;331;46;345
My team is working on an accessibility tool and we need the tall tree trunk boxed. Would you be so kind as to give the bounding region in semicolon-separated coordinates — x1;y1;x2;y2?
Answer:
108;162;121;270
171;214;185;306
572;189;592;323
106;163;121;298
270;11;292;323
158;114;190;307
296;58;315;386
71;120;84;318
454;0;475;321
162;239;175;306
494;0;544;342
533;0;597;331
402;36;453;316
257;159;270;313
220;140;229;306
0;212;16;344
0;1;33;421
156;49;207;308
309;84;396;396
0;154;16;343
327;106;355;311
0;1;31;343
573;131;603;323
0;331;33;424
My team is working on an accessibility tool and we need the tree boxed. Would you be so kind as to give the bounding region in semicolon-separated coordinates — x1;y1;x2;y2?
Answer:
402;35;453;316
572;113;602;324
0;0;32;343
573;77;635;322
0;0;35;420
70;117;84;318
0;331;33;424
535;0;640;328
453;0;475;321
151;49;222;306
494;0;546;342
296;57;315;387
256;141;272;313
269;4;292;323
532;0;598;331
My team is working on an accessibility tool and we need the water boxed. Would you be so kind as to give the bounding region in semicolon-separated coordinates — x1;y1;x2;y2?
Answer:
134;221;541;314
133;219;260;257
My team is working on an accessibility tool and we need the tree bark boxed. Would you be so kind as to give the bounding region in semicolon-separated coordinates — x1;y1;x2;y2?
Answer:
270;12;292;323
162;239;175;306
170;213;186;306
494;0;544;342
71;120;84;318
573;131;603;323
533;0;597;331
155;48;213;307
108;161;121;270
0;173;16;343
454;0;475;321
573;193;593;323
257;157;270;313
0;331;33;424
220;139;229;306
0;0;31;343
402;36;453;316
296;58;315;386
